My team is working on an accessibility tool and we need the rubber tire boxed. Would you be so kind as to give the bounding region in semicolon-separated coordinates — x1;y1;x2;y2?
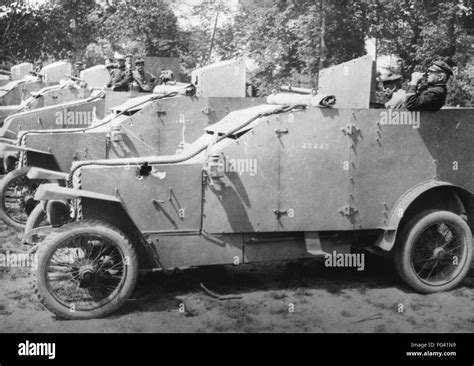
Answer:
34;220;139;320
0;166;43;229
393;210;473;293
23;203;48;245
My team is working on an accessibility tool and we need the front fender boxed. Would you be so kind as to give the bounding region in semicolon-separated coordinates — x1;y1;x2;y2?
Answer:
375;180;472;251
0;143;52;155
0;137;15;144
27;167;68;181
35;183;121;203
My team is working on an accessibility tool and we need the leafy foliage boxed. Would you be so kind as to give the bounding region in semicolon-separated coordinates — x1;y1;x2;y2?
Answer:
0;0;471;105
96;0;181;57
0;1;97;63
226;0;370;94
178;0;237;73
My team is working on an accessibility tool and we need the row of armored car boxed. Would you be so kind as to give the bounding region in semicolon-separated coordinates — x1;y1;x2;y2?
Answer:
1;55;473;320
0;58;257;227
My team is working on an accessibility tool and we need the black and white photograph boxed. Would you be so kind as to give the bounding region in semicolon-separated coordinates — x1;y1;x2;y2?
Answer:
0;0;473;363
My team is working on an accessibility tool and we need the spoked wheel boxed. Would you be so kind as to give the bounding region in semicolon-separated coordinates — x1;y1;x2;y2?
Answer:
35;220;138;319
0;167;48;229
394;210;473;293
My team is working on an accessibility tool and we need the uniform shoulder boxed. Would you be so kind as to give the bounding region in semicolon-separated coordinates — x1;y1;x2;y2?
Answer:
426;85;447;94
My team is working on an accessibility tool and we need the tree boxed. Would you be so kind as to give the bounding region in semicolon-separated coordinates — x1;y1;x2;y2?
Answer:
0;1;98;63
97;0;181;57
178;0;237;72
230;0;369;95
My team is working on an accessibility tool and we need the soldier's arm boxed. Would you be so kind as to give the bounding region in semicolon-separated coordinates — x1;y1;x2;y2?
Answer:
115;73;133;89
124;68;134;83
146;71;157;83
405;86;444;111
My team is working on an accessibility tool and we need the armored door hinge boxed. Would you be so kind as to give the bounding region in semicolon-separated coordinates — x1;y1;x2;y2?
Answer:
202;106;215;115
274;209;288;217
341;124;360;136
275;128;289;137
152;104;166;116
339;205;358;217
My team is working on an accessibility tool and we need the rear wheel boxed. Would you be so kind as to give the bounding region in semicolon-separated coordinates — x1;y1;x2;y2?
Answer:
0;167;48;229
394;210;472;293
34;220;139;319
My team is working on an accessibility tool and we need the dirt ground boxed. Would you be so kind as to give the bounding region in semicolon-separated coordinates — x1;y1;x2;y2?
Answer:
0;222;473;333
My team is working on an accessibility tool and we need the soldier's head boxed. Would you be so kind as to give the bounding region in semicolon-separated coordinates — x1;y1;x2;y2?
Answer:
380;73;402;98
125;54;133;67
35;59;43;71
105;58;114;67
427;61;453;85
75;61;84;72
115;53;126;68
105;58;116;74
135;58;145;72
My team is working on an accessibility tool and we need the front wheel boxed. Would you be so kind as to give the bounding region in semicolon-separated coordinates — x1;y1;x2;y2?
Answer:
34;220;139;319
0;167;48;229
393;210;472;293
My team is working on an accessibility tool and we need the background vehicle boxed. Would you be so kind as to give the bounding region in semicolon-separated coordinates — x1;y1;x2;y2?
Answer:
0;60;263;229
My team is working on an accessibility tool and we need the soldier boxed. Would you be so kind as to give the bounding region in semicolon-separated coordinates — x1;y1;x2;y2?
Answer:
380;73;406;109
34;60;43;74
73;61;85;78
32;60;44;81
125;53;133;69
132;58;156;93
125;53;134;83
104;57;116;73
405;60;453;111
108;53;133;91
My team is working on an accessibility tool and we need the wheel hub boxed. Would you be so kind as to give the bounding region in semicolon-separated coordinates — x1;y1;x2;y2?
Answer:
433;247;445;258
79;265;97;286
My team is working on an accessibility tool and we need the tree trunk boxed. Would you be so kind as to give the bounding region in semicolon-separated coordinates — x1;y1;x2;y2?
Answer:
208;10;220;63
318;0;326;71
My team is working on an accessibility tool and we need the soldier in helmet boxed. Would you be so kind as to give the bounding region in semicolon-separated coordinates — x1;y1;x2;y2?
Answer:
405;60;453;111
380;73;406;109
132;58;156;93
108;53;133;91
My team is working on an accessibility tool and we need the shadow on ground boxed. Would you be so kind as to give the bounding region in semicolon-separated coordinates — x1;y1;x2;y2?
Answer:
118;254;474;317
